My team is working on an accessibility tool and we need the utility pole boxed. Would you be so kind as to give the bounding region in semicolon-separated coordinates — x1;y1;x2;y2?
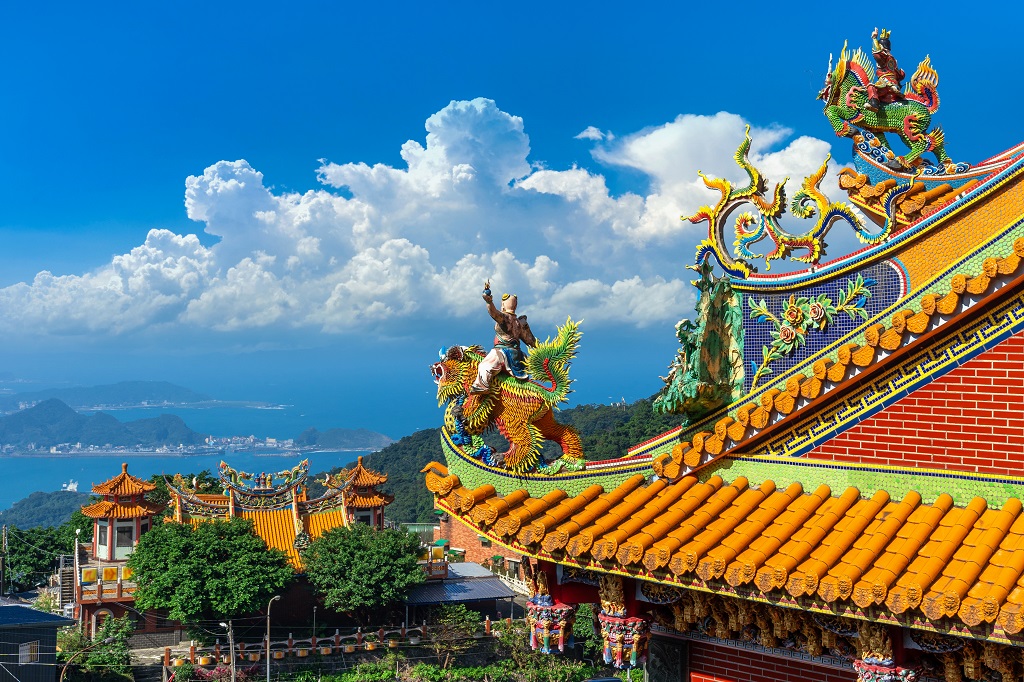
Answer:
220;621;236;682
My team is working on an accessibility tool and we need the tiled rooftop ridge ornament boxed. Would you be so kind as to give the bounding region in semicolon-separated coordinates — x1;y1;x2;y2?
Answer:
653;258;745;422
690;126;881;280
431;281;584;474
818;29;963;175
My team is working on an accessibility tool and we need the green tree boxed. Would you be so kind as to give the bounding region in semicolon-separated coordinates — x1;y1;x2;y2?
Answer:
426;603;479;668
144;471;220;512
301;524;423;625
127;517;294;625
58;616;134;681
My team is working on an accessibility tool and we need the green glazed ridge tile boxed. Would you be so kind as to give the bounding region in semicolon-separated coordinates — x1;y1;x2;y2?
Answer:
699;456;1024;507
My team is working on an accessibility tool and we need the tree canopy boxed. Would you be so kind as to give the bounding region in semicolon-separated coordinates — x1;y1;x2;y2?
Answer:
301;524;424;624
3;510;92;592
128;517;294;624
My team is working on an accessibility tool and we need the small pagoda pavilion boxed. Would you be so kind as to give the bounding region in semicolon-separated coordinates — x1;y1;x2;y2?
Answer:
81;462;164;561
324;455;394;529
76;463;171;641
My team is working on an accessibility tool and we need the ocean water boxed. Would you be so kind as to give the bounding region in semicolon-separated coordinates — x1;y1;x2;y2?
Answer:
0;449;370;511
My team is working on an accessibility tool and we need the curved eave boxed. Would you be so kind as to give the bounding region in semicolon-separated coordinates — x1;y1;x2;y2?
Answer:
426;461;1024;644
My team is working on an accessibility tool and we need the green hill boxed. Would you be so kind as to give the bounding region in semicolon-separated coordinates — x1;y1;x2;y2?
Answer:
0;490;91;529
0;399;207;448
295;427;393;450
310;398;682;524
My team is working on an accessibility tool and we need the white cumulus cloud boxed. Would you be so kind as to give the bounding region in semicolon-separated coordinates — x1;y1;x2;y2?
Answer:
0;100;843;343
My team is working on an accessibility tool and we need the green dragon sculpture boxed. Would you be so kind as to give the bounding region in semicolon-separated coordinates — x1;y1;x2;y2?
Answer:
818;42;953;171
654;259;744;423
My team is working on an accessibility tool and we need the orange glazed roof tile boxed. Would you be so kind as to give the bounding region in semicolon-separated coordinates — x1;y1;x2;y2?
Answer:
338;456;388;487
425;461;1024;634
80;499;164;519
345;491;395;508
182;508;351;572
91;462;157;495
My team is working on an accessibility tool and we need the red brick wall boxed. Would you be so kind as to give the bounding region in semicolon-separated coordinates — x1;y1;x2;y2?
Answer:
810;331;1024;475
433;516;520;565
689;641;854;682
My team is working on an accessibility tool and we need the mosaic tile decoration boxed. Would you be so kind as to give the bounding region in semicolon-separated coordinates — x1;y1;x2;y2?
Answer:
750;278;1024;462
440;428;653;498
681;214;1024;442
700;456;1024;508
739;259;906;393
730;152;1024;293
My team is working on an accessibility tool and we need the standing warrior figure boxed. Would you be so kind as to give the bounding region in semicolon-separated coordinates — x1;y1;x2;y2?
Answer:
471;280;537;393
865;27;905;112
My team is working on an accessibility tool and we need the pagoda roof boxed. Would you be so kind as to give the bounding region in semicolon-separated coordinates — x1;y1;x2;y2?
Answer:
425;460;1024;641
331;456;388;488
91;463;156;495
345;490;395;508
81;498;164;519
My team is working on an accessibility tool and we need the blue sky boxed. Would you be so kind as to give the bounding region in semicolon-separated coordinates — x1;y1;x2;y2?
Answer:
0;2;1019;437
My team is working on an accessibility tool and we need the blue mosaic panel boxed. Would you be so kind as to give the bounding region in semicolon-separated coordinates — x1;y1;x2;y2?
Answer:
739;259;906;393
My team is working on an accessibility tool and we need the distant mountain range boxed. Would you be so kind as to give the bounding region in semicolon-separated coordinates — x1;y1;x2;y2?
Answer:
0;379;393;450
0;380;212;412
0;398;207;448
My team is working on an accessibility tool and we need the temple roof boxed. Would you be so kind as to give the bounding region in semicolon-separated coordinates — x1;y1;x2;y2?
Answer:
185;508;348;571
92;463;157;496
425;460;1024;640
81;498;164;519
331;456;389;488
345;490;395;508
655;235;1024;481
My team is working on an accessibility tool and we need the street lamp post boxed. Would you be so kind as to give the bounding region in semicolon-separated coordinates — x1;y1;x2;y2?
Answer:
59;636;115;682
266;595;281;682
219;621;236;682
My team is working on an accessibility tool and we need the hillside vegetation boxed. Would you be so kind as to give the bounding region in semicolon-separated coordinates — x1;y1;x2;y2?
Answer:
0;490;91;528
295;427;394;450
313;398;682;524
0;399;207;447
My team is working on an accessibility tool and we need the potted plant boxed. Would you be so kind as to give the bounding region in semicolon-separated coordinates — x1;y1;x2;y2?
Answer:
343;641;356;653
364;633;378;651
319;643;333;655
198;655;215;666
387;636;400;649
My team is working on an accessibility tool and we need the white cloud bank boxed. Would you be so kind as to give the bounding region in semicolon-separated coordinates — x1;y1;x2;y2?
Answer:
0;100;839;341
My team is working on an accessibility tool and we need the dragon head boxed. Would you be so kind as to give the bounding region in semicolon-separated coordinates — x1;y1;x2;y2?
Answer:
431;345;483;406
